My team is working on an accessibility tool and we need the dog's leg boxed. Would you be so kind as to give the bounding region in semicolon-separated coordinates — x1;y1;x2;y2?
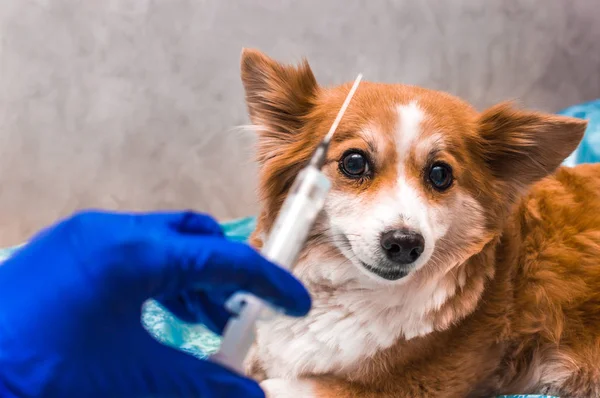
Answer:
260;376;473;398
549;373;600;398
244;344;268;382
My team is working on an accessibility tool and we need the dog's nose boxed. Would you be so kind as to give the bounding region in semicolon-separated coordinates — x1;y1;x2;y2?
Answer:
380;229;425;265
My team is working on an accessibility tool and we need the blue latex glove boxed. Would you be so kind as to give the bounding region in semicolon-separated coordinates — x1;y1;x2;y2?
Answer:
0;210;311;398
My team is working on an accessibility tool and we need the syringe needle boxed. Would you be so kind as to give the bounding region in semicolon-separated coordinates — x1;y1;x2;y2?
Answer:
323;73;363;144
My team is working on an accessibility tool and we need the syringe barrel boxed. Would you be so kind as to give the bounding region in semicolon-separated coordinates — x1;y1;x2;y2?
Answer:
211;166;331;373
210;295;265;373
261;166;331;270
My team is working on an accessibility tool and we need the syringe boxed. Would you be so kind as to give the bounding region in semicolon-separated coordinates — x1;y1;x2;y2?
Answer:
210;73;363;374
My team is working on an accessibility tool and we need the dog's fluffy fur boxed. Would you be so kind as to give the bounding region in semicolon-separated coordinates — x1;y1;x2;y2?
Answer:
240;49;600;397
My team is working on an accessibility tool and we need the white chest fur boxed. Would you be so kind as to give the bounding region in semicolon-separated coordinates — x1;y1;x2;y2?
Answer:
253;261;457;379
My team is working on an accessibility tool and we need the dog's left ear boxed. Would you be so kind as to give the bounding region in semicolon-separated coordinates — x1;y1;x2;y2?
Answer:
478;102;587;190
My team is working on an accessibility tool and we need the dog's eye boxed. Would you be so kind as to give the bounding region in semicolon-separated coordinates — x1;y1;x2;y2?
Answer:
428;162;453;191
340;152;370;178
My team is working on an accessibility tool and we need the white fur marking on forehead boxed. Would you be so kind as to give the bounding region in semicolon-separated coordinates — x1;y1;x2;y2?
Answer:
360;125;385;154
415;132;445;160
396;101;424;159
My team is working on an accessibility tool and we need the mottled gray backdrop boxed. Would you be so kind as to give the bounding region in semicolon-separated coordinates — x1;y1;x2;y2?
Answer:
1;0;599;244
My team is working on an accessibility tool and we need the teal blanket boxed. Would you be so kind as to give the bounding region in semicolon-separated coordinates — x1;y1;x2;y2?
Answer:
560;99;600;166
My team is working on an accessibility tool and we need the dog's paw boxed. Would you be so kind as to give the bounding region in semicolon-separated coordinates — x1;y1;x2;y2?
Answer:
260;378;316;398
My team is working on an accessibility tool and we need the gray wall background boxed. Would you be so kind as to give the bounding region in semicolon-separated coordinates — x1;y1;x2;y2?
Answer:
1;0;599;245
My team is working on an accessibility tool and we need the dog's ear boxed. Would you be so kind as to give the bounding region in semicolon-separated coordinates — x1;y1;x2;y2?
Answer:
240;49;318;157
240;49;320;233
477;102;586;191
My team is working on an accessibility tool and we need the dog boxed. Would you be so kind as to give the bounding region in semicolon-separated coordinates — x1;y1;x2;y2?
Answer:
239;48;600;397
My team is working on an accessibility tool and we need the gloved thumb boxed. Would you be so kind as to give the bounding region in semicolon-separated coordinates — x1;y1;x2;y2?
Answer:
128;234;311;318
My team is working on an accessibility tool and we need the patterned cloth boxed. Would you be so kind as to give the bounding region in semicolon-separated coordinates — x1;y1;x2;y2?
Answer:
560;99;600;167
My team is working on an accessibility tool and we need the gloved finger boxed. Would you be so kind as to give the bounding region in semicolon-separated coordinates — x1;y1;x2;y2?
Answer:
157;289;232;335
139;339;265;397
142;236;311;317
132;211;224;237
190;238;311;317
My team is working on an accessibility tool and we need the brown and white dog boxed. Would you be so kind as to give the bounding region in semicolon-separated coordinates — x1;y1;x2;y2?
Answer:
240;49;600;397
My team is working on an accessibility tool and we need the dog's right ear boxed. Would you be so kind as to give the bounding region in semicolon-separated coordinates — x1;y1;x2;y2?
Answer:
240;49;319;159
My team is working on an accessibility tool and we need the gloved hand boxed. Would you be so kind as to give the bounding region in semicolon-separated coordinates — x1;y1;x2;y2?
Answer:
0;210;311;398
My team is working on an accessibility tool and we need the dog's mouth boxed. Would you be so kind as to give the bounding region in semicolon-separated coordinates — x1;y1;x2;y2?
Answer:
360;262;410;281
336;233;412;281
